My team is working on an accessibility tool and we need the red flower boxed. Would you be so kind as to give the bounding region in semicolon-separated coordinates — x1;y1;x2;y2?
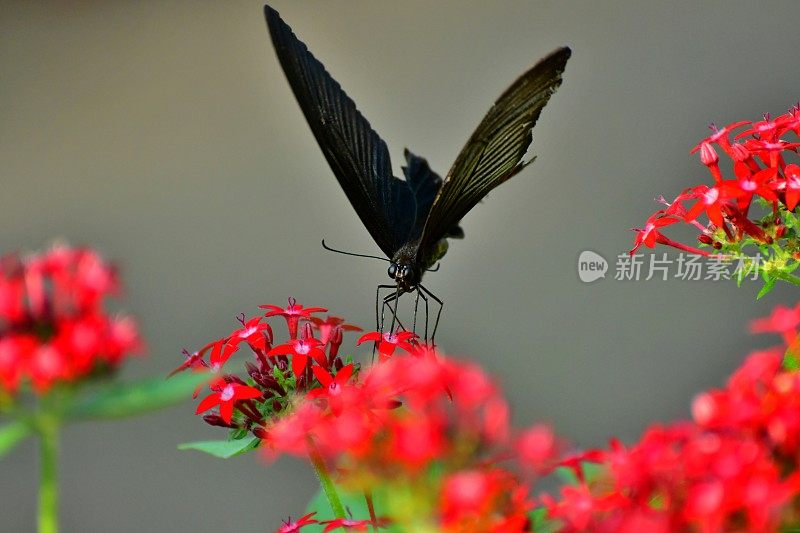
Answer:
441;469;531;532
690;120;750;155
749;303;800;345
722;164;778;211
0;335;36;393
28;344;69;392
778;164;800;211
308;315;362;345
744;138;800;168
229;314;272;352
309;364;355;400
516;424;557;473
267;337;326;377
168;341;213;378
0;244;140;395
208;339;239;373
195;382;262;424
356;330;417;359
260;297;327;339
737;114;781;142
684;185;727;227
274;512;319;533
629;211;679;252
630;210;710;256
320;518;372;532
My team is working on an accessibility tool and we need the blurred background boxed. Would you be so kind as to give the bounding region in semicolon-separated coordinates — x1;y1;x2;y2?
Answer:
2;0;800;530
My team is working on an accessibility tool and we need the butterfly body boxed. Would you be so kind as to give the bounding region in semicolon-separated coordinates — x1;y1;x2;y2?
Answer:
264;5;570;338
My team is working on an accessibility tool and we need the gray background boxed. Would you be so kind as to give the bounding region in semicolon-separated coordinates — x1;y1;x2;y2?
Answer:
2;1;799;531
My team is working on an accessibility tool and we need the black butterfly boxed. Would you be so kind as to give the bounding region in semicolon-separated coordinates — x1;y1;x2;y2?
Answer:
265;5;570;338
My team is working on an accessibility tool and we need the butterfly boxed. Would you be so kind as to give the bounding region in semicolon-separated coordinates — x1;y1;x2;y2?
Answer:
265;5;570;339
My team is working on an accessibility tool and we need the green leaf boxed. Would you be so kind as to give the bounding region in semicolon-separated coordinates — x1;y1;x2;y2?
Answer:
554;461;604;486
0;420;32;459
65;371;211;421
529;507;559;533
757;277;776;299
178;436;259;459
784;336;800;372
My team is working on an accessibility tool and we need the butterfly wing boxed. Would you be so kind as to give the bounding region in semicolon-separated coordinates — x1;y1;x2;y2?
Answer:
265;6;421;257
401;148;462;241
417;47;570;253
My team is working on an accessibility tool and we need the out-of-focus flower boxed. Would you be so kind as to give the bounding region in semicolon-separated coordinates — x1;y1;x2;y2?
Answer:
356;330;417;360
262;348;553;532
0;244;141;394
319;517;372;532
542;315;800;532
273;512;318;533
750;304;800;345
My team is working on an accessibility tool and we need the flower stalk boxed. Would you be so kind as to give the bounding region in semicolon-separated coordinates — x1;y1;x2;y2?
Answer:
37;414;59;533
307;440;346;520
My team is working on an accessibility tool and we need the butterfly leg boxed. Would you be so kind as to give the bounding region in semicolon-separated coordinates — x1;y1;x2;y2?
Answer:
418;284;443;345
381;290;407;333
412;289;421;336
389;285;401;333
414;287;431;341
375;284;397;360
375;284;396;333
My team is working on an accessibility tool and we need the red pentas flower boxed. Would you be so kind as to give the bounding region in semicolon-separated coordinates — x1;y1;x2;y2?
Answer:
261;297;327;339
320;518;373;532
356;330;417;360
309;315;362;346
181;300;362;438
629;209;711;256
631;103;800;294
268;326;327;377
440;468;531;533
749;303;800;345
0;244;141;395
195;380;263;424
545;424;798;532
229;313;273;352
273;512;318;533
542;301;800;532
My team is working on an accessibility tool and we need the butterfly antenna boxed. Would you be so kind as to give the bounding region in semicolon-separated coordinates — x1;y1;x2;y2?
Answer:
321;239;389;262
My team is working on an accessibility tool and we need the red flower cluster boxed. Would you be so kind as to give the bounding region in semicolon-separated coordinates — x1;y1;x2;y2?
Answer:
178;298;363;433
543;305;800;532
182;300;562;532
189;299;800;532
630;105;800;279
266;350;558;532
0;244;141;394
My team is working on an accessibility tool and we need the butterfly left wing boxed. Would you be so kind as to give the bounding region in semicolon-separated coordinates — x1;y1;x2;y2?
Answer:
265;5;420;257
417;47;570;253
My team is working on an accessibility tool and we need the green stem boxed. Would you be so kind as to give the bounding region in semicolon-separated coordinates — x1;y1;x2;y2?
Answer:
308;442;346;520
38;416;59;533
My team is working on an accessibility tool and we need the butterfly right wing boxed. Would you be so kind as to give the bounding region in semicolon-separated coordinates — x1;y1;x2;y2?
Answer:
418;47;570;252
265;6;411;257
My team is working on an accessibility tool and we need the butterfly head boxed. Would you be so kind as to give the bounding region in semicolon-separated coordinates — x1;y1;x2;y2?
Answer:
387;261;419;292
